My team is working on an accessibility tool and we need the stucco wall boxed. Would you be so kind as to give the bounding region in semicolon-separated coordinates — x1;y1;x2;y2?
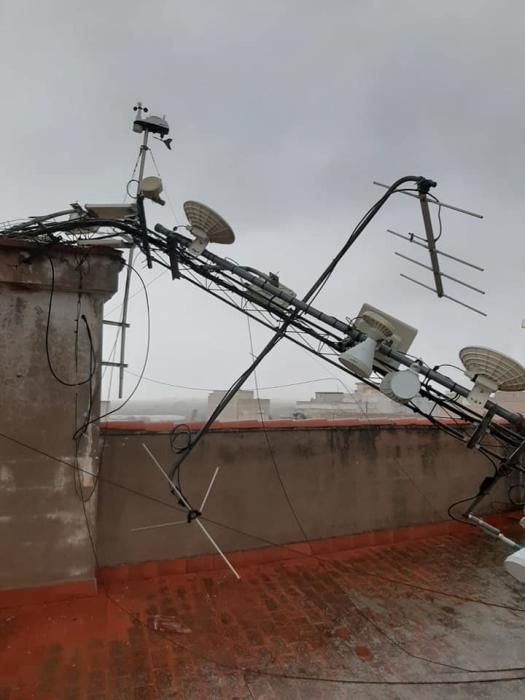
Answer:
96;421;507;568
0;242;122;590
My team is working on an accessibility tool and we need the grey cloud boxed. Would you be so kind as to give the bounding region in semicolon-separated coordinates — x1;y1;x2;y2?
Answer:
2;0;525;401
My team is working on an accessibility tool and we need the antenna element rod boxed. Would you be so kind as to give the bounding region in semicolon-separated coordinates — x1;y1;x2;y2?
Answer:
373;181;484;218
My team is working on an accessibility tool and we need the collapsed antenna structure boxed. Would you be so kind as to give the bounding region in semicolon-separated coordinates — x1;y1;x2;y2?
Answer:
4;111;525;580
374;180;487;316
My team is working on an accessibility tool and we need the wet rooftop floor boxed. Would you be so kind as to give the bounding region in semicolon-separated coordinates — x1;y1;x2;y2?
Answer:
1;517;525;699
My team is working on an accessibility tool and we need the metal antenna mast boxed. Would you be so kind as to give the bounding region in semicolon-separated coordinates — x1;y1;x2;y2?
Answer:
103;102;171;397
118;103;150;398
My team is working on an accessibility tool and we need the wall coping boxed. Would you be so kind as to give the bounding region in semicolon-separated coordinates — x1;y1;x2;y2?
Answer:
0;239;123;260
101;416;473;433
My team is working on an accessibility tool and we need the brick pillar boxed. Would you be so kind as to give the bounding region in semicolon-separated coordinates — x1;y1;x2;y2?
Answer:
0;241;122;591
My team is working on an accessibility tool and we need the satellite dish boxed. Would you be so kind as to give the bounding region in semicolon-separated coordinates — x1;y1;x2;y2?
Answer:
459;346;525;405
184;201;235;251
140;176;165;205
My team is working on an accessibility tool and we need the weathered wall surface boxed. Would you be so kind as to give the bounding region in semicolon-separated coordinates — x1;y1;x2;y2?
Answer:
0;242;122;590
97;423;507;567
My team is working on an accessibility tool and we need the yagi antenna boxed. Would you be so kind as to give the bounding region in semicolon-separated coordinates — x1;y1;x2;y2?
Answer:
374;179;486;316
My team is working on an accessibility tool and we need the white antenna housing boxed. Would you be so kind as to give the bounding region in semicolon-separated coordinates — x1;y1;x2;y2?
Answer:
356;310;395;341
354;303;418;371
140;176;165;205
381;369;421;404
504;548;525;583
339;337;377;378
84;203;137;219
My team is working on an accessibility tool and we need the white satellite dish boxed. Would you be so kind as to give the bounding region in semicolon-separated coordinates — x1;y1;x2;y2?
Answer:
459;346;525;405
140;176;165;205
184;201;235;255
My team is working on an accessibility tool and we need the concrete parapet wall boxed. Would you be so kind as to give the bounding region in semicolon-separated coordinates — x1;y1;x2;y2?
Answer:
97;420;508;568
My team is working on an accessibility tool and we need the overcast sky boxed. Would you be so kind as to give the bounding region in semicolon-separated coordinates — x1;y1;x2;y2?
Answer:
2;1;525;403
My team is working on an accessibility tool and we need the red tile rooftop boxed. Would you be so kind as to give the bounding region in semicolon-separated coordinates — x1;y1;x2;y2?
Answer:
1;518;525;700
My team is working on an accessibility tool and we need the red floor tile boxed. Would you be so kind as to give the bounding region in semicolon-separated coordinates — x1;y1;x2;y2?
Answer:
1;524;525;699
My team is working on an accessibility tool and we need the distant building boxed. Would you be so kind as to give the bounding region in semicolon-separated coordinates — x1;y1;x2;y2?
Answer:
208;389;270;421
295;384;437;419
295;391;357;419
495;390;525;416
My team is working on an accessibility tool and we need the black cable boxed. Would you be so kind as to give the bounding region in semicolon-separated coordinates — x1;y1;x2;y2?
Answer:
45;256;96;387
125;370;352;393
78;497;525;689
169;176;430;497
447;495;481;524
75;315;100;502
169;423;192;496
126;178;139;199
72;260;151;439
427;192;443;242
246;317;309;542
433;362;464;373
0;429;185;513
74;444;525;682
508;483;525;507
68;419;478;684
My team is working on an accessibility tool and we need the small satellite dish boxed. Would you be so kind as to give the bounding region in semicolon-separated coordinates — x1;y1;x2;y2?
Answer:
140;176;165;205
459;346;525;405
183;201;235;256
